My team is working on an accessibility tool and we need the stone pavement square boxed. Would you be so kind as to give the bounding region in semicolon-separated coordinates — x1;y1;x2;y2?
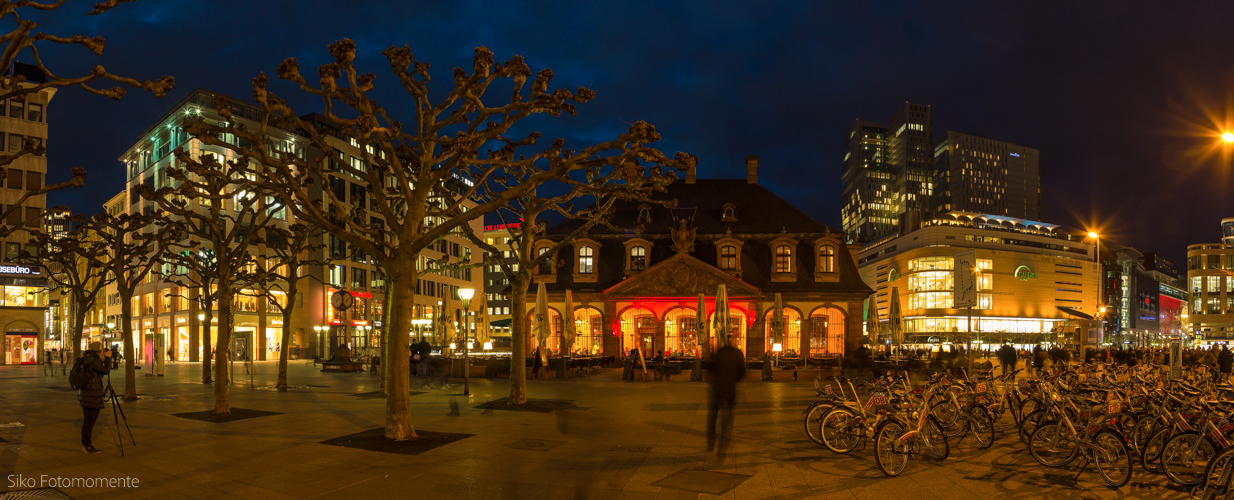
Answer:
652;469;754;495
0;360;1203;499
504;437;567;451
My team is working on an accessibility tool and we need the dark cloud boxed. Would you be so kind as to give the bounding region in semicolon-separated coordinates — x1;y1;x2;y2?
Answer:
33;0;1234;265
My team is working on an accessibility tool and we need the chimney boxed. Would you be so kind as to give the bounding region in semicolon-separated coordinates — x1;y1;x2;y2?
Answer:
686;163;696;184
746;155;759;184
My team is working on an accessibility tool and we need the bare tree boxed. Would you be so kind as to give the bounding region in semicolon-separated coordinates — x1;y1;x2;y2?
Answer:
25;211;112;360
462;161;683;404
139;149;282;414
178;40;693;440
82;211;168;400
248;222;326;390
0;0;174;234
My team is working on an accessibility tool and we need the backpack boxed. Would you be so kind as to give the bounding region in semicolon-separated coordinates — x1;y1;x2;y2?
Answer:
69;357;88;390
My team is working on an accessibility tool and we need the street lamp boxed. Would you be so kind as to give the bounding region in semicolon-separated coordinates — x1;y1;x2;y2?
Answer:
1223;132;1234;143
458;288;475;396
1088;231;1103;346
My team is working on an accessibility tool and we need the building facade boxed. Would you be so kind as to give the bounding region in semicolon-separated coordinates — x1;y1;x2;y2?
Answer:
481;225;518;340
1186;241;1234;344
840;121;894;245
888;103;934;218
932;131;1041;220
858;212;1099;348
0;63;53;365
527;157;872;359
106;90;482;368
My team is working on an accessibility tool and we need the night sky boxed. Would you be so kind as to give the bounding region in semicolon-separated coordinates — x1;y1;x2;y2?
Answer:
28;1;1234;267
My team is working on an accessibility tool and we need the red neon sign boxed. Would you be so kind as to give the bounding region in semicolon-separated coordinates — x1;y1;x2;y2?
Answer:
483;223;521;232
352;320;369;326
352;291;372;298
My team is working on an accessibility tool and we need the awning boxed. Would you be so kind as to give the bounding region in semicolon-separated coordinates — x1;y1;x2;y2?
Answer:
490;318;512;327
1055;306;1094;320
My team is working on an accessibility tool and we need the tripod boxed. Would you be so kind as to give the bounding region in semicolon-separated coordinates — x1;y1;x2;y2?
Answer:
102;372;136;456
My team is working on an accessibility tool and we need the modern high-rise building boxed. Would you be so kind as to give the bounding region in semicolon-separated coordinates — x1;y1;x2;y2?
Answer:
841;103;932;245
840;121;892;244
888;103;934;217
932;131;1041;220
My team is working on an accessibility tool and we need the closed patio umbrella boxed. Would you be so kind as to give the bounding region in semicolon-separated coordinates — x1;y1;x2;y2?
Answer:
713;284;731;347
533;282;548;376
889;287;903;361
696;293;709;358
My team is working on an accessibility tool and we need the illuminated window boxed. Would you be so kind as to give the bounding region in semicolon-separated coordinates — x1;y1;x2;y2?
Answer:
630;246;646;271
775;245;792;273
819;245;835;273
908;292;952;309
908;271;952;292
537;247;552;274
1209;277;1221;294
578;246;594;274
908;256;953;271
720;245;737;270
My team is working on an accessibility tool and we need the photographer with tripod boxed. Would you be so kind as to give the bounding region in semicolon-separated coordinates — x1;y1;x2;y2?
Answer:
75;342;111;454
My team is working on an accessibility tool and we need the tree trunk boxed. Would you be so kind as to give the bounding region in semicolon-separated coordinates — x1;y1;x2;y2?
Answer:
380;278;393;393
70;293;85;362
277;277;296;391
202;296;214;384
213;288;232;414
384;266;416;440
509;281;528;404
120;294;137;400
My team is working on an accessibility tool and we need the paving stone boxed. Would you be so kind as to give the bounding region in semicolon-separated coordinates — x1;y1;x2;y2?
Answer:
652;469;753;495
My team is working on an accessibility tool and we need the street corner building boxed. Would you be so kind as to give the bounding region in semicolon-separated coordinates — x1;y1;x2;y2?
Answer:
521;156;874;360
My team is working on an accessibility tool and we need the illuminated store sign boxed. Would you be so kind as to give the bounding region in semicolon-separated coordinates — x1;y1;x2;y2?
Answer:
0;264;38;276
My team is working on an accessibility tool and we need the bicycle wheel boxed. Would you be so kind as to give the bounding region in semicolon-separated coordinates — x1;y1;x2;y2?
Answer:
874;418;909;476
819;407;863;454
1199;445;1234;500
1093;429;1133;488
1018;396;1042;424
1107;411;1138;440
929;400;965;438
1162;430;1217;486
969;405;995;449
1128;414;1164;457
1020;409;1048;446
803;402;834;446
922;414;950;460
1029;420;1079;467
1141;428;1172;474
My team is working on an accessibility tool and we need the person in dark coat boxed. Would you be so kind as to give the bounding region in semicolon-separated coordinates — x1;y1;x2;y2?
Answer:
418;340;432;380
706;335;746;462
1032;345;1046;376
532;347;543;379
998;344;1017;379
77;342;111;454
1219;346;1233;382
44;349;53;375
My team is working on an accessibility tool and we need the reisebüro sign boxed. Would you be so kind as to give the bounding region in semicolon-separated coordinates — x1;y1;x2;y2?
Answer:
0;264;39;276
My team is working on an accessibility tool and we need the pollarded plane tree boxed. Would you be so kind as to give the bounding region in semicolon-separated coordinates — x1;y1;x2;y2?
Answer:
461;158;686;404
81;211;170;399
245;222;326;391
178;39;694;440
0;0;174;235
23;212;113;361
137;148;284;414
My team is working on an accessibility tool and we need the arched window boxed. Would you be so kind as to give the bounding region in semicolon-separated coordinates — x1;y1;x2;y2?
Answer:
775;245;793;273
819;245;835;273
630;246;646;271
537;247;552;274
638;207;650;223
720;245;737;270
723;207;734;219
578;246;594;274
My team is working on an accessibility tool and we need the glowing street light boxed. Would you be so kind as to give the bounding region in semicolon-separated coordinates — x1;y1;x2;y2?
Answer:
1223;132;1234;143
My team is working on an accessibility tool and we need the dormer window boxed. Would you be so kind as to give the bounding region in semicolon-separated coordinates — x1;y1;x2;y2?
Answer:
537;247;552;274
819;245;835;273
637;204;651;224
631;246;646;271
720;245;737;270
722;203;737;222
775;245;793;273
769;236;799;282
578;246;594;274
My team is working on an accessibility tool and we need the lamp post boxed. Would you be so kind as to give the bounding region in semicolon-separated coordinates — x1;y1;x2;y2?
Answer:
458;288;475;396
1088;231;1103;348
313;325;325;359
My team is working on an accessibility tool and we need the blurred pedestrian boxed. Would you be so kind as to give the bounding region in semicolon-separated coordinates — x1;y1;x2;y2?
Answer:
44;349;53;375
1219;346;1232;383
706;335;746;463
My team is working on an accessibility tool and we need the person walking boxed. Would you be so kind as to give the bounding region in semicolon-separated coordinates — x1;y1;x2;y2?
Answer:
418;339;433;380
409;343;421;377
706;335;746;463
998;343;1017;379
1219;346;1233;383
58;348;66;374
1032;344;1046;377
532;346;543;379
77;342;111;454
44;349;53;376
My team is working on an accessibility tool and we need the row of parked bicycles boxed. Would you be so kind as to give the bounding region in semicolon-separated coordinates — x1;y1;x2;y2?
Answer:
802;360;1234;497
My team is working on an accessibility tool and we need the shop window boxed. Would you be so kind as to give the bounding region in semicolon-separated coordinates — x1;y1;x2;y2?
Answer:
908;256;953;271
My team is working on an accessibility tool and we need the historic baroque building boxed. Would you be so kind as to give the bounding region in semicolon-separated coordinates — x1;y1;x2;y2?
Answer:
525;157;872;359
